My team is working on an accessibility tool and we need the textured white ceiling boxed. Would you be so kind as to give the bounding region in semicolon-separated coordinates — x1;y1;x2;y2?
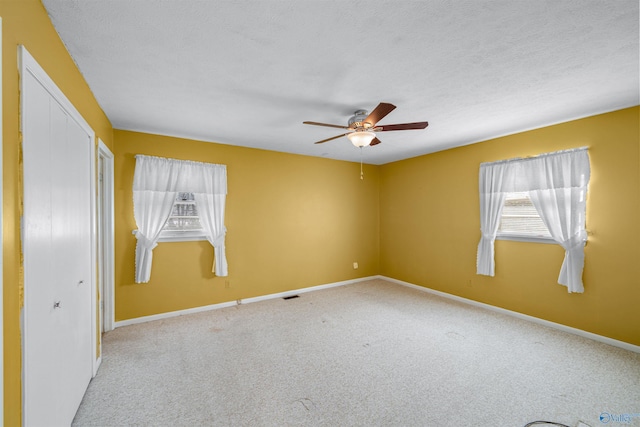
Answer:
42;0;639;165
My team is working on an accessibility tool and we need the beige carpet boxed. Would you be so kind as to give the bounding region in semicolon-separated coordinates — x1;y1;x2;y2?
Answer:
73;279;640;426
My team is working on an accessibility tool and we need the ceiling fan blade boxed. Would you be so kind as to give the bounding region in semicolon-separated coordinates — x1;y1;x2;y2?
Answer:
378;121;429;131
303;121;351;130
313;133;349;144
363;103;396;126
370;137;382;146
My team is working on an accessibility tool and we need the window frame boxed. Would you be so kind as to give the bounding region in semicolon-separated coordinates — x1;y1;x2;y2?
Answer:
157;230;208;243
158;192;207;243
495;191;556;244
495;233;556;244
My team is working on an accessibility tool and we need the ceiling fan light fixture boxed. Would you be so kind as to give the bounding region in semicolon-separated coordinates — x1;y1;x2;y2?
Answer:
347;131;376;148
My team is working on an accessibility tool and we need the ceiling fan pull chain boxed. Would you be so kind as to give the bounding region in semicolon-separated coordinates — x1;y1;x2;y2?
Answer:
360;147;364;180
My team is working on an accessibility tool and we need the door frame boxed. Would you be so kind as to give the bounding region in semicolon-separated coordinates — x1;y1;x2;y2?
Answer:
0;16;4;426
97;139;115;337
19;45;98;422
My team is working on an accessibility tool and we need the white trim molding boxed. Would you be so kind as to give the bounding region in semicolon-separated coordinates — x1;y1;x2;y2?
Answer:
240;276;379;305
496;234;557;244
89;139;98;378
114;301;239;328
0;16;4;426
381;276;640;354
98;140;115;333
114;276;379;328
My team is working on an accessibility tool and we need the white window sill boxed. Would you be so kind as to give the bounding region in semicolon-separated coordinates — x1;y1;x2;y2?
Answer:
496;234;557;244
132;230;208;243
157;233;208;243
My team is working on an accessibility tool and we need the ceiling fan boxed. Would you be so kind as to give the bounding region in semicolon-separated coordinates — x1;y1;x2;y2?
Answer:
303;102;429;147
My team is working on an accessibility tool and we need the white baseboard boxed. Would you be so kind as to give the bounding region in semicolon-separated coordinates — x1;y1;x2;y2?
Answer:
93;355;102;377
114;276;378;328
240;275;380;305
114;300;238;328
381;275;640;354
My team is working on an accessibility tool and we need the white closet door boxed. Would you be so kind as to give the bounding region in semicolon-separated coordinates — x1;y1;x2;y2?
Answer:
23;63;93;426
23;68;57;427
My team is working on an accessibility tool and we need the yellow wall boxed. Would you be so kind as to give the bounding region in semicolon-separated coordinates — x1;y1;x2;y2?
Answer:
1;0;114;424
380;107;640;345
1;1;639;424
114;130;380;320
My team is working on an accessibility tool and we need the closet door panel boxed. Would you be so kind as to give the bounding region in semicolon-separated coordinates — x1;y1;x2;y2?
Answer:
57;109;93;420
23;73;60;425
23;66;94;426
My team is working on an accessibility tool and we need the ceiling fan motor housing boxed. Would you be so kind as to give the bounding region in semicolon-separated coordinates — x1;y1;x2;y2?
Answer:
348;110;373;129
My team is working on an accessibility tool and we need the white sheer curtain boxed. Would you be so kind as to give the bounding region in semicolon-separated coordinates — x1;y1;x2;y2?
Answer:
184;161;228;276
194;193;227;275
476;147;590;292
476;161;515;276
133;156;181;283
133;155;228;283
526;149;590;293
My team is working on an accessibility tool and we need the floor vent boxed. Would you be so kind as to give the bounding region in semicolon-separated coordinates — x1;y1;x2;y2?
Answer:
283;295;300;300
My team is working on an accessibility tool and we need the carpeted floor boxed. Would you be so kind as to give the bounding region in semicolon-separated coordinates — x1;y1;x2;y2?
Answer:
73;279;640;426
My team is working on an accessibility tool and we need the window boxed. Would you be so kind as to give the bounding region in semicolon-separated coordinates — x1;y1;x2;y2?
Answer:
476;147;590;293
158;192;207;242
496;192;553;242
133;154;228;282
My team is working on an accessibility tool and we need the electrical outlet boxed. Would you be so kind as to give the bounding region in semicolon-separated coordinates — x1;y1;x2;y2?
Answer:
353;262;358;269
225;280;230;288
